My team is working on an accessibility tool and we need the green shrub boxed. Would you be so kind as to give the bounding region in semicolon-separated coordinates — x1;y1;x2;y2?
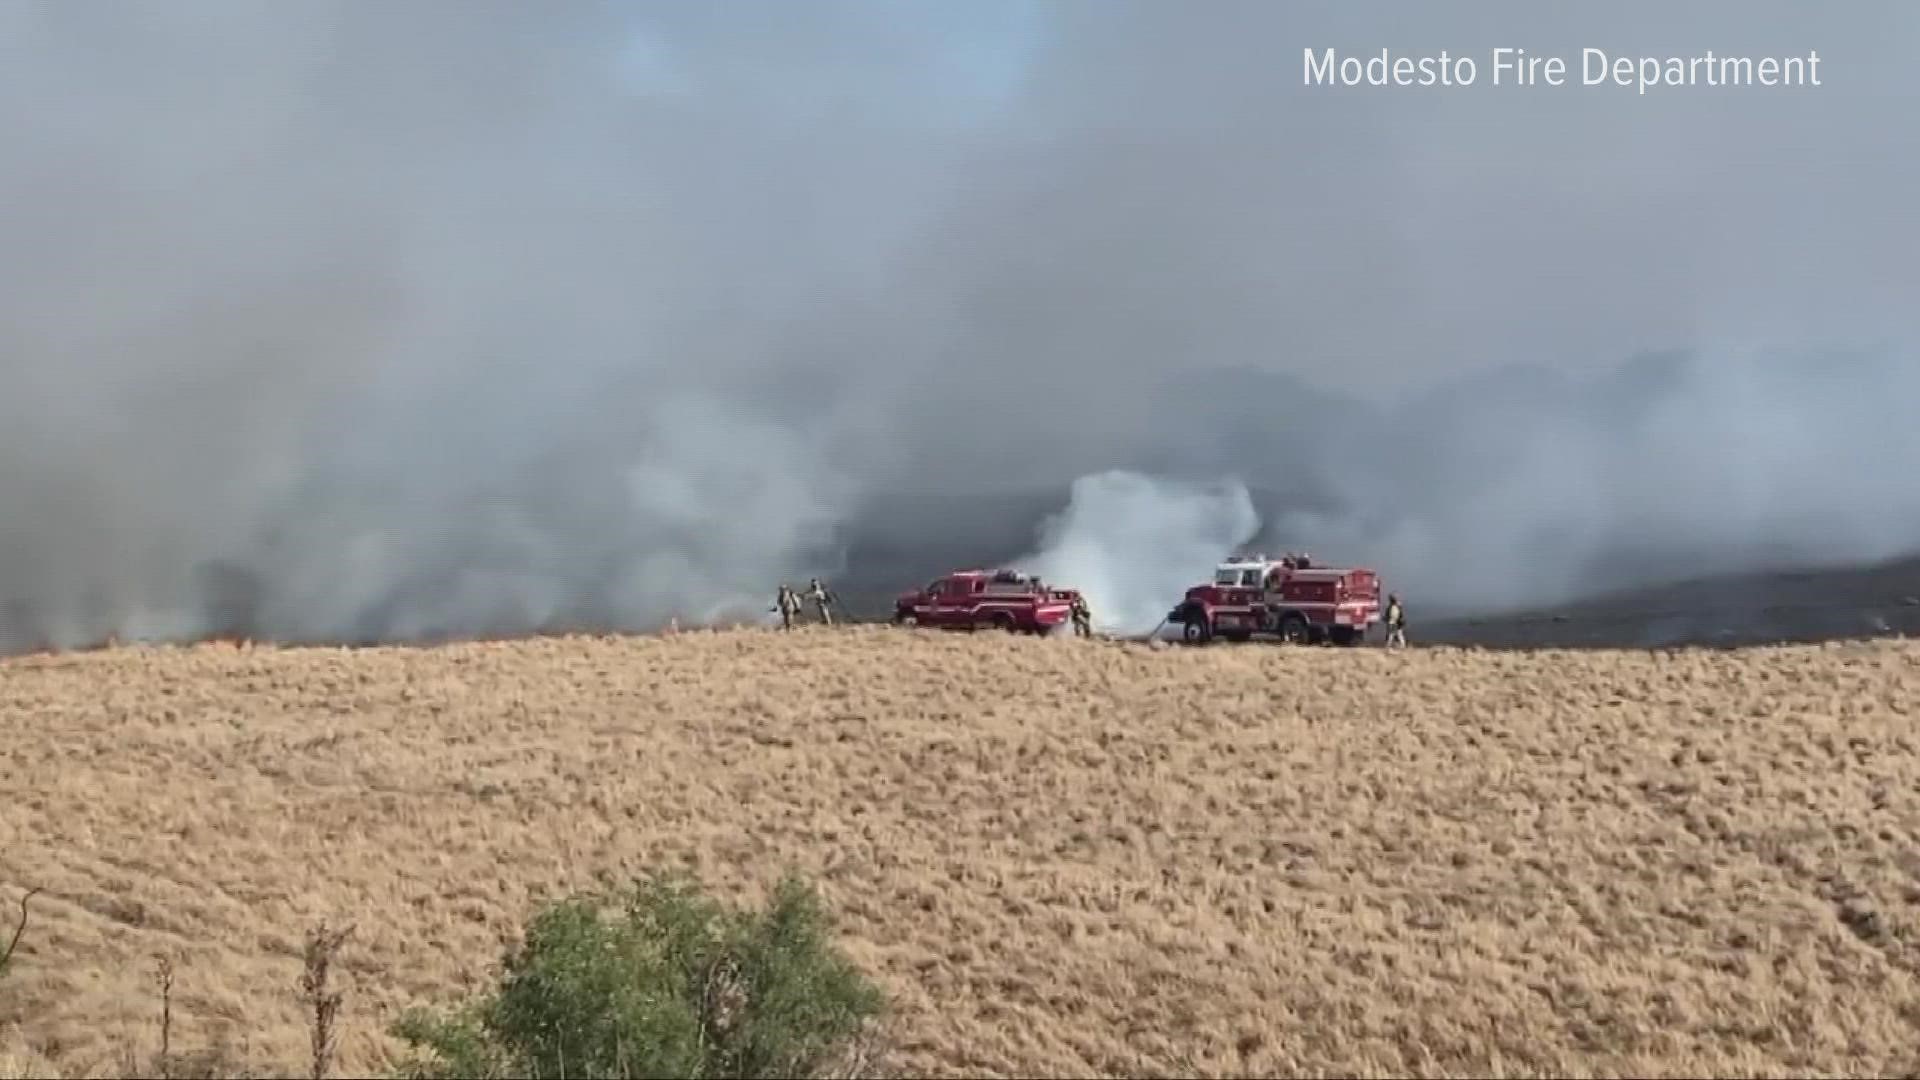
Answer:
390;872;888;1080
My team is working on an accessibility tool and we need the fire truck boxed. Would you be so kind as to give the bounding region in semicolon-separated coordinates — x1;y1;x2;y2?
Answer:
893;569;1081;634
1165;552;1382;646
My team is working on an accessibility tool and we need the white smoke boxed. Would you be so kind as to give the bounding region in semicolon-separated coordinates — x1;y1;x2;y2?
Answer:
1256;347;1920;616
1014;470;1260;635
0;4;891;653
5;4;1916;655
221;390;853;646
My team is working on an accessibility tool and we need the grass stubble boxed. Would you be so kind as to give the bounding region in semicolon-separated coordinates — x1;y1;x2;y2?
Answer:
2;626;1919;1078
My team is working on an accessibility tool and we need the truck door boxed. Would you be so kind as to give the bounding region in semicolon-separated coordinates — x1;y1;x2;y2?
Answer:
908;578;938;624
925;578;957;626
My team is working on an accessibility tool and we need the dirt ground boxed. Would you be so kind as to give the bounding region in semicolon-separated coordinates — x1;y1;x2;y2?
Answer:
3;628;1919;1078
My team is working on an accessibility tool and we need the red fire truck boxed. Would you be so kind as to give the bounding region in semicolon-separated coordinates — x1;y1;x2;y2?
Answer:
1166;552;1382;645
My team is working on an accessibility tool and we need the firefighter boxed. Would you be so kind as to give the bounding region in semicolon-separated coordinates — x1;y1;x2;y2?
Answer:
1070;593;1092;638
805;577;837;626
773;584;803;630
1384;593;1407;648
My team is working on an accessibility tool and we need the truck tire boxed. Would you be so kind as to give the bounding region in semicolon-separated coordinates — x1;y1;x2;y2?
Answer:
894;612;918;628
1329;625;1358;647
992;611;1016;632
1182;616;1212;645
1276;613;1310;645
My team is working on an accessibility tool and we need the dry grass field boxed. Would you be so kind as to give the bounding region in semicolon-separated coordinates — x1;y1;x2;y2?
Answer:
3;627;1920;1078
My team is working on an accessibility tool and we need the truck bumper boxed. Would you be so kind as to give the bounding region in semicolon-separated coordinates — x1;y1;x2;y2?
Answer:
1210;610;1257;633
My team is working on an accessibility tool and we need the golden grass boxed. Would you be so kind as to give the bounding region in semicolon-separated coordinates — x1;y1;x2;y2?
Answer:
3;628;1919;1078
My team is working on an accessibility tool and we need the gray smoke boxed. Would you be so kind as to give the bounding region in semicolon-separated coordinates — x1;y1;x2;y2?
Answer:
0;1;942;649
3;1;1917;652
1013;472;1259;635
1267;348;1920;615
858;0;1920;619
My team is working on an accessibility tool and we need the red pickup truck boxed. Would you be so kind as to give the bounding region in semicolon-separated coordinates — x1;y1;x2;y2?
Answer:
893;569;1080;634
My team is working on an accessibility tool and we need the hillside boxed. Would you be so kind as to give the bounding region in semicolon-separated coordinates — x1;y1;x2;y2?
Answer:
826;476;1920;653
4;629;1920;1077
831;506;1920;651
1418;553;1920;649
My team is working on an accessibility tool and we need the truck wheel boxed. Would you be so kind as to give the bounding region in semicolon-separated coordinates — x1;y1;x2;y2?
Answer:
1182;617;1212;645
894;613;918;628
992;612;1016;632
1329;626;1358;647
1276;614;1310;645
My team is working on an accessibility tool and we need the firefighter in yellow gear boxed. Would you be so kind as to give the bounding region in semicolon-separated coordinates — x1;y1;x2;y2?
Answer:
773;584;803;630
1384;593;1406;648
805;578;837;626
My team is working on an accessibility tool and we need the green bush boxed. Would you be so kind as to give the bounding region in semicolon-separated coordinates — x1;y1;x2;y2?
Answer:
390;872;889;1080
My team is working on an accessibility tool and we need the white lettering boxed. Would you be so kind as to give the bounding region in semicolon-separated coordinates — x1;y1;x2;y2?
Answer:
1582;47;1608;85
1492;47;1565;86
1303;47;1335;85
1300;48;1473;87
1583;47;1824;92
1314;47;1818;91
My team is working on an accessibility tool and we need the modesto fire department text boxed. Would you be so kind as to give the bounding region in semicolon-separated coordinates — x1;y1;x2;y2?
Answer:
1303;48;1823;94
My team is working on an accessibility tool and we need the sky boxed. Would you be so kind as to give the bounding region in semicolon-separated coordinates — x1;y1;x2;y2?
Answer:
0;1;1914;648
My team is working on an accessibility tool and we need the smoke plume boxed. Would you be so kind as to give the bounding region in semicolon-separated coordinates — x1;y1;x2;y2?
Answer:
1013;472;1260;635
0;2;914;651
2;2;1917;652
1254;347;1920;615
